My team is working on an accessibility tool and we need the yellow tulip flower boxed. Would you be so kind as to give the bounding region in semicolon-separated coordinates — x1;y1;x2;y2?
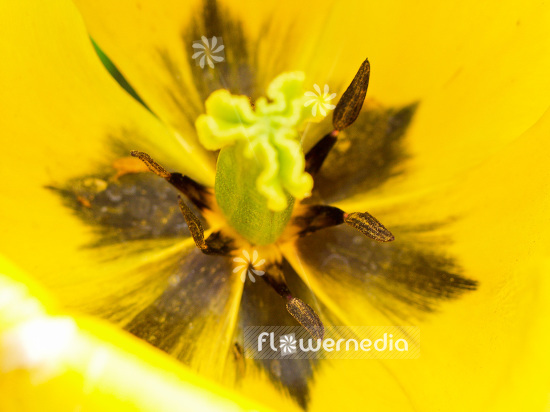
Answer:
1;0;549;411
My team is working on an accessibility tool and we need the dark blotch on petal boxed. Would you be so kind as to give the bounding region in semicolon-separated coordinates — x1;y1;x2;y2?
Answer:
125;249;235;363
48;172;192;247
158;0;256;129
309;104;417;204
187;0;256;98
131;150;215;211
295;224;477;320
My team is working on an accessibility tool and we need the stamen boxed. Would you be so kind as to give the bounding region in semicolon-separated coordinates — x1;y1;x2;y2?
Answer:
304;59;370;175
287;205;394;243
261;262;292;299
129;150;232;254
333;58;370;131
131;150;214;210
286;298;324;341
168;173;214;211
262;262;324;340
287;205;345;237
178;196;207;250
344;211;395;242
305;130;339;176
130;150;170;178
178;196;234;255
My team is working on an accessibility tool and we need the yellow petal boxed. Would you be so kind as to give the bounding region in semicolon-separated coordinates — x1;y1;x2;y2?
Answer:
5;1;549;410
283;108;550;410
367;0;550;197
73;0;247;151
305;0;550;201
0;0;215;306
0;257;271;412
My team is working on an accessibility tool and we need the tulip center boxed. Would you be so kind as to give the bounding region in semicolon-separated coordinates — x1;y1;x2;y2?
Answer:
195;72;326;245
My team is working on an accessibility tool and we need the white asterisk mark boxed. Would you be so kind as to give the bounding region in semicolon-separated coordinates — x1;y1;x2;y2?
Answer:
279;334;297;355
304;84;337;116
192;36;225;69
233;249;265;283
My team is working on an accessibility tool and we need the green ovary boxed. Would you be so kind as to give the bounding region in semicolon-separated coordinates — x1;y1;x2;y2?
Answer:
215;143;295;245
195;72;325;245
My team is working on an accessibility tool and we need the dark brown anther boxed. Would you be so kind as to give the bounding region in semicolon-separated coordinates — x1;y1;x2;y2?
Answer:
178;196;207;250
131;150;214;210
130;150;170;178
305;130;339;176
332;58;370;131
344;211;395;242
262;262;324;340
178;196;234;255
286;298;324;341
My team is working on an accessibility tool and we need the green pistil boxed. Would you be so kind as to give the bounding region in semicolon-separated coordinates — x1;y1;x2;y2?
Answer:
196;72;324;245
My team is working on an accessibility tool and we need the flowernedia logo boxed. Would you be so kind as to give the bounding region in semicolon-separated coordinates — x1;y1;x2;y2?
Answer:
279;333;297;356
262;332;406;352
243;326;420;359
